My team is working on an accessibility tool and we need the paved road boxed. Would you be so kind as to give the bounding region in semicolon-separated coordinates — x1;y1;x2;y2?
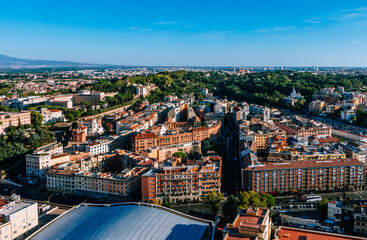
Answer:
78;103;132;120
274;190;367;205
221;116;239;196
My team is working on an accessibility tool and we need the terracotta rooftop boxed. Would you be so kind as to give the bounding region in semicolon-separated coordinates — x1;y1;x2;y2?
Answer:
317;137;340;143
276;227;366;240
224;207;269;240
245;158;363;171
135;133;157;139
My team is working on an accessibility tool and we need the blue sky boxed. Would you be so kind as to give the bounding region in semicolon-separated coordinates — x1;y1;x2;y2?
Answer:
1;0;367;66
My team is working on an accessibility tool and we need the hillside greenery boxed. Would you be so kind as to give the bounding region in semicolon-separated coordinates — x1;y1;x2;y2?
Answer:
86;70;367;109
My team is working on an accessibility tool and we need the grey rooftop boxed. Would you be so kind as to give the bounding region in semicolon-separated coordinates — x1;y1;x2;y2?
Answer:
28;203;213;240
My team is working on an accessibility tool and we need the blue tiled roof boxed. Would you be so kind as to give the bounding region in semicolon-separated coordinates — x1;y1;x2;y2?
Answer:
29;204;212;240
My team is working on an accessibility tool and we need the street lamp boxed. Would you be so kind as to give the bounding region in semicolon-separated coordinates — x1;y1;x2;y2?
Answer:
48;194;54;203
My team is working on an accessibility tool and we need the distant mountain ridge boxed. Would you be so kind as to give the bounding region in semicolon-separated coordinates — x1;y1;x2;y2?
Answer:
0;54;104;69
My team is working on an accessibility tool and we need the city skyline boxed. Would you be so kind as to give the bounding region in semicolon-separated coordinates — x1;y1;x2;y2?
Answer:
1;0;367;66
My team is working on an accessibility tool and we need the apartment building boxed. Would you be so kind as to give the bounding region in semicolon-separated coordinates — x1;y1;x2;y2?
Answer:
136;86;148;97
26;143;68;179
0;111;31;135
140;142;201;162
141;156;221;202
341;109;356;122
85;136;124;156
267;137;346;161
223;207;271;240
354;205;367;237
116;111;158;134
275;121;331;138
26;153;70;179
71;126;88;143
328;201;342;223
133;121;221;152
239;121;286;154
116;150;158;170
0;196;38;240
308;100;326;113
340;141;367;164
46;166;148;201
242;158;365;193
79;118;103;136
254;129;287;153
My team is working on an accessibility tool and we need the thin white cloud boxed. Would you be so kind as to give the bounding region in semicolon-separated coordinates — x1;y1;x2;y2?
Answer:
152;21;177;25
349;40;363;45
253;26;295;33
304;6;367;25
340;7;367;13
193;30;234;40
304;19;321;24
328;6;367;22
129;26;151;32
183;24;195;28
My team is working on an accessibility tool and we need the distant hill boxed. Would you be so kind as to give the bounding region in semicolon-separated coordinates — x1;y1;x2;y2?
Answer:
0;54;104;69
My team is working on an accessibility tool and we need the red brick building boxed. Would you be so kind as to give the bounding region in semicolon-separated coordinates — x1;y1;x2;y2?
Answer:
133;121;221;153
141;156;222;203
275;121;331;138
243;158;365;193
72;126;87;143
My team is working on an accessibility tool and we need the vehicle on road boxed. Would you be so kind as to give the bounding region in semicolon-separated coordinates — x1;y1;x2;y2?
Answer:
305;195;322;202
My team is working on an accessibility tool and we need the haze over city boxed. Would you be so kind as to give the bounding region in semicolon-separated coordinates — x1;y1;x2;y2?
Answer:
1;0;367;66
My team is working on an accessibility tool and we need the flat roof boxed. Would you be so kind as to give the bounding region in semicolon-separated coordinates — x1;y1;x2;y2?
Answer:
28;203;213;240
276;226;366;240
0;201;36;216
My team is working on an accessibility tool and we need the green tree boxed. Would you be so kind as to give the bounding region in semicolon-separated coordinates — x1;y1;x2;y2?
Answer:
80;101;91;107
172;152;188;159
162;198;172;208
261;193;275;207
65;113;75;122
318;198;329;220
221;195;239;221
203;191;223;215
31;111;43;126
238;191;250;209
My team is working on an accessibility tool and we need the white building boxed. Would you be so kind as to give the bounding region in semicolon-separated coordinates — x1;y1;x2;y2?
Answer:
328;201;342;222
85;136;123;156
79;118;104;136
46;169;76;194
136;86;148;97
26;143;69;179
26;153;70;179
1;96;47;109
0;196;38;240
341;109;356;122
283;87;304;106
38;108;65;124
200;88;209;97
86;140;111;156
